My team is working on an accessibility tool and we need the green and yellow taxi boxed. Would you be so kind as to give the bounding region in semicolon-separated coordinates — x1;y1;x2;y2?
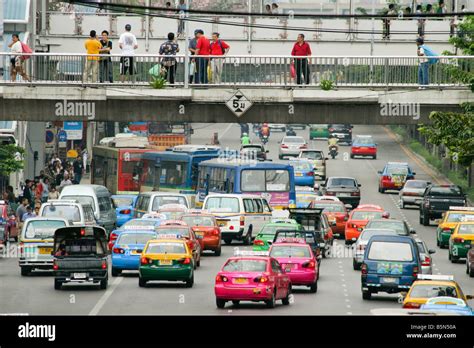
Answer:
253;219;303;251
138;238;194;288
309;124;329;140
437;207;474;248
449;222;474;263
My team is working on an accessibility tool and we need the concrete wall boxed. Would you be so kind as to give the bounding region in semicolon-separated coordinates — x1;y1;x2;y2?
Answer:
24;122;45;180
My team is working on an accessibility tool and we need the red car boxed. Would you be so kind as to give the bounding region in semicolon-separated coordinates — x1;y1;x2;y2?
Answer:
344;204;389;244
156;220;202;268
350;135;377;159
181;213;222;256
378;162;416;193
312;200;349;239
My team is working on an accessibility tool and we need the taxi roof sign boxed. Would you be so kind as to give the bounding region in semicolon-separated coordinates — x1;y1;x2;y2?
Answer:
449;207;474;212
417;274;454;281
155;233;183;239
233;250;269;257
274;237;306;244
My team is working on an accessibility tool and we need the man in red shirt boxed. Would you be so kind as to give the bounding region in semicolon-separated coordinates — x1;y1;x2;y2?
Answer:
210;32;230;84
291;34;312;85
195;29;211;84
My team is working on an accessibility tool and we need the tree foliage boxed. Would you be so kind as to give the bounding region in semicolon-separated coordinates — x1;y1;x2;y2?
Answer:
419;103;474;167
0;145;25;176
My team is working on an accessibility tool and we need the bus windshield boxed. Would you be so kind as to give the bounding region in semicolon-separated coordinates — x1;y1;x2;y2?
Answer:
160;161;188;186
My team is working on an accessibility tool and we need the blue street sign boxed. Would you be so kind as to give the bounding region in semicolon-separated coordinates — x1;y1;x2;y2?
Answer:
58;130;67;142
63;122;83;131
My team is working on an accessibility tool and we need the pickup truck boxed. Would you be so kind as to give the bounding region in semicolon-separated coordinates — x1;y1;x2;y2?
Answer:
53;226;109;290
419;185;466;226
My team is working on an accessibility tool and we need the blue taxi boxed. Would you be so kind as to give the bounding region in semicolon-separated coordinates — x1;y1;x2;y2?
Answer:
111;194;138;227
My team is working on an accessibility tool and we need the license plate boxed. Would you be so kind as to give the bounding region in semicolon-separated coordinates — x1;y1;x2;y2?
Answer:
338;193;351;197
234;277;248;284
195;231;204;236
295;173;303;177
159;260;172;266
73;273;86;279
39;247;52;255
217;220;228;227
382;277;398;283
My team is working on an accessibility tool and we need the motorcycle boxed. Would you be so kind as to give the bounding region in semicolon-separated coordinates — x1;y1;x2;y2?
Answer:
261;135;269;145
286;128;297;136
329;145;338;159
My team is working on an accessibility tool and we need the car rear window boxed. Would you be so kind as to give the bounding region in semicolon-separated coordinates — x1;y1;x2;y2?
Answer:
410;285;458;298
121;220;157;230
152;196;187;211
24;220;67;239
223;259;267;272
355;137;373;145
386;166;409;175
41;205;81;222
204;197;240;213
351;211;383;220
366;221;405;234
283;137;305;144
447;213;474;222
313;203;345;212
368;241;414;261
146;242;186;254
290;161;313;171
302;152;323;160
156;228;190;237
270;245;311;258
181;216;214;227
159;211;185;220
328;178;356;187
61;196;95;209
112;197;134;207
429;186;463;196
404;181;428;189
458;224;474;234
117;233;157;245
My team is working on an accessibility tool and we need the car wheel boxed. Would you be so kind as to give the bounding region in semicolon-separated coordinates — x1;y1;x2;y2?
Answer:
282;286;292;304
100;276;108;290
214;246;222;256
422;213;430;226
138;278;147;288
469;266;474;278
309;280;318;293
232;300;240;306
265;290;276;308
373;155;377;160
111;267;121;277
244;229;252;245
54;279;62;290
450;253;459;263
185;273;194;288
362;290;371;300
20;267;31;276
436;238;440;247
380;187;385;194
216;298;226;309
350;154;354;159
278;155;283;160
353;259;360;270
223;238;233;245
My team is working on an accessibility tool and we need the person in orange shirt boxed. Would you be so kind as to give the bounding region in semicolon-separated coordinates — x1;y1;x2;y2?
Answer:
83;30;102;83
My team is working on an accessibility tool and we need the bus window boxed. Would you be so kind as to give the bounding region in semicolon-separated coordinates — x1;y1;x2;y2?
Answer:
161;161;187;186
266;170;290;191
241;170;265;192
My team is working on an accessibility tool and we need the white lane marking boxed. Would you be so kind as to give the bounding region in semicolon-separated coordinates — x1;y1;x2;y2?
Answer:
346;305;351;309
347;312;353;315
342;284;347;287
218;123;234;141
345;298;350;302
344;293;348;297
89;277;123;316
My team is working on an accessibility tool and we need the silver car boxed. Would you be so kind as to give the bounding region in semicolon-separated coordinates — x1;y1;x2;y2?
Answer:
415;238;436;274
278;136;307;159
353;228;397;270
399;180;431;209
298;149;327;181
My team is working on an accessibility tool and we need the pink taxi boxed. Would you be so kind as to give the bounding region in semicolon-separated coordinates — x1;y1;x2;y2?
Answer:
269;238;319;293
214;255;291;309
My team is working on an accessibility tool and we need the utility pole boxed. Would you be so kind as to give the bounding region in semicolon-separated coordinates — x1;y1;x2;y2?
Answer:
184;0;190;88
370;0;375;83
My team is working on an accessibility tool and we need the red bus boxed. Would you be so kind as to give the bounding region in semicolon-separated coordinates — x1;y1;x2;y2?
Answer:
91;146;152;194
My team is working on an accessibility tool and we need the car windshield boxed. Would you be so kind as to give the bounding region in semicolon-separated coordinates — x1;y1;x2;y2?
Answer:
404;181;428;189
112;197;134;207
283;137;305;144
301;152;323;160
41;205;81;222
24;220;67;239
351;211;383;220
61;196;95;210
181;216;214;227
355;137;373;145
386;166;409;175
223;259;267;272
146;242;186;254
205;197;240;213
430;186;463;196
328;178;356;187
290;161;313;171
156;228;190;238
410;285;458;298
313;203;345;212
458;224;474;234
117;233;156;245
121;220;157;230
152;196;187;211
270;245;311;258
366;221;405;234
368;241;413;261
360;230;397;241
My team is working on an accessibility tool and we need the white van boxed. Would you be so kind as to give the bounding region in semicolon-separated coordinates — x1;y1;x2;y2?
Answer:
134;192;190;218
202;194;272;245
59;184;117;232
39;200;96;227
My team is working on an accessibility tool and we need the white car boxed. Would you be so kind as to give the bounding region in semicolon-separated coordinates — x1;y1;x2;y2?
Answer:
278;136;307;159
268;124;286;132
314;195;340;202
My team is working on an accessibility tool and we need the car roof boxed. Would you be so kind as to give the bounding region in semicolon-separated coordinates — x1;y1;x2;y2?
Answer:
60;184;109;194
23;217;69;223
111;194;137;198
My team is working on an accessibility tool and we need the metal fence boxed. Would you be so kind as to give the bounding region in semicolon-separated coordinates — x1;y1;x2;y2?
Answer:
1;53;472;88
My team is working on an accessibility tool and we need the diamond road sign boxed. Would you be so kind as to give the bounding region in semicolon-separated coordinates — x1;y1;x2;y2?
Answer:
226;90;253;118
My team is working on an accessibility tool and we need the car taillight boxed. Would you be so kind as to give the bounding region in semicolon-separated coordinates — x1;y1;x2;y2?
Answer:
412;266;419;278
101;260;107;269
421;256;431;266
453;237;465;244
229;225;234;230
113;247;124;254
19;242;24;255
254;239;265;246
212;228;220;236
140;257;151;265
240;216;245;226
253;276;269;283
351;192;360;196
281;145;288;148
215;275;228;282
361;263;368;275
351;224;358;229
325;191;335;196
109;232;118;242
403;302;421;309
179;257;191;265
119;209;131;215
302;260;316;269
382;175;391;181
306;171;314;176
53;260;59;271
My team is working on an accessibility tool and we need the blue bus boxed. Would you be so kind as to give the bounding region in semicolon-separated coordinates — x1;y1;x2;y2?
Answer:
139;145;221;205
196;159;296;209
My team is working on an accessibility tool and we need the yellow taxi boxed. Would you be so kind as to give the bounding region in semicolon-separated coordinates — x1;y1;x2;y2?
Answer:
402;275;473;309
436;207;474;249
138;237;194;288
449;221;474;263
